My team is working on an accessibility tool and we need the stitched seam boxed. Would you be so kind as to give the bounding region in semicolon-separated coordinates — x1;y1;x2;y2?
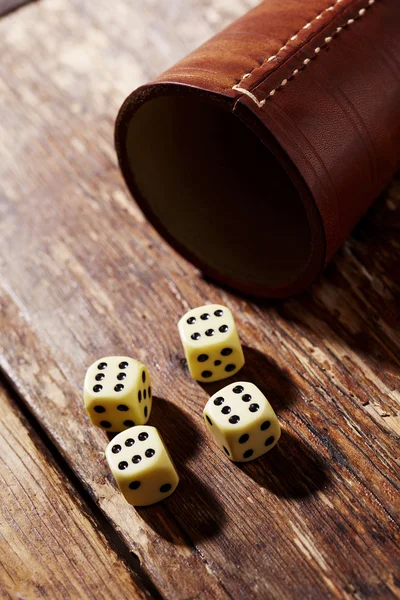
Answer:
234;0;346;89
232;0;376;108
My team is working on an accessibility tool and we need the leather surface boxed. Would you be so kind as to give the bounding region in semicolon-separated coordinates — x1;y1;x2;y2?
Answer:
115;0;400;297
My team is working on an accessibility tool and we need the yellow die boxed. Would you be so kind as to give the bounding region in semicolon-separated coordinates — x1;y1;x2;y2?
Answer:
178;304;245;382
105;426;179;506
203;382;281;462
83;356;152;432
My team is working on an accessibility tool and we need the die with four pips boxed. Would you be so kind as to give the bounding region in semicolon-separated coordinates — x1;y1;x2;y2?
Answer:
83;304;281;507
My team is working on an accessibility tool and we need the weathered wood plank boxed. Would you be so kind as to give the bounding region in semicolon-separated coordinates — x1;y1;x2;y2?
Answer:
0;287;229;600
0;380;149;600
0;0;399;598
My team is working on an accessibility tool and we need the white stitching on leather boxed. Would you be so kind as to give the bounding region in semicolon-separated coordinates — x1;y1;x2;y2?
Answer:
231;86;267;108
232;0;376;107
232;0;345;92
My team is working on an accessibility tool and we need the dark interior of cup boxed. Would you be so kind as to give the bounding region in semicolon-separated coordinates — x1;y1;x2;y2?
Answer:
125;95;313;289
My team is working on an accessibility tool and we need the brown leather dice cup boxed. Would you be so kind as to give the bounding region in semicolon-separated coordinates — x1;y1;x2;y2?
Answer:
115;0;400;298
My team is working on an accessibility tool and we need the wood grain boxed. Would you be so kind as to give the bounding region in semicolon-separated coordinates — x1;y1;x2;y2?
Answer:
0;0;399;598
0;381;148;600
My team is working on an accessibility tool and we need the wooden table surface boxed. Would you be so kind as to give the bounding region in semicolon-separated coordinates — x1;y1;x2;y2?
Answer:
0;0;399;598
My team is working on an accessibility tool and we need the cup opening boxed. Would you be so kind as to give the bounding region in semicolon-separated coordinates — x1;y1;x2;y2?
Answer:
124;94;317;291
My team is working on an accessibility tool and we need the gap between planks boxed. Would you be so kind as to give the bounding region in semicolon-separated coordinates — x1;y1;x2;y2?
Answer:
0;281;229;600
0;372;164;600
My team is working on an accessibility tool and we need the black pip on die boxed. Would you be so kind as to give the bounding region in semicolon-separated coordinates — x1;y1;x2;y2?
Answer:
203;382;281;462
84;356;152;432
178;304;245;382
